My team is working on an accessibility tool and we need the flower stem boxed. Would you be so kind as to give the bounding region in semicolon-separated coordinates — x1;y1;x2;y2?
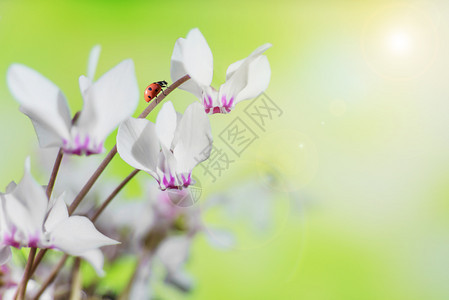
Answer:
69;258;82;300
46;149;63;199
31;254;69;300
30;249;47;275
29;75;191;294
91;169;140;222
47;111;80;200
14;247;37;300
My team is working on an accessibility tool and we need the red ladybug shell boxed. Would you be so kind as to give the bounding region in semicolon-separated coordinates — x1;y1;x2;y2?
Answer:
144;83;162;102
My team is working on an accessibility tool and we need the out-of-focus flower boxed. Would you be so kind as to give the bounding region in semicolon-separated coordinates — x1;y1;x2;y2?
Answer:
117;101;212;190
171;28;271;114
7;46;139;155
128;187;202;297
0;263;54;300
0;158;119;276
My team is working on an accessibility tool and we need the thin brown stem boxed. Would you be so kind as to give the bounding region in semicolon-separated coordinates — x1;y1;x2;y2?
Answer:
69;258;82;300
46;149;63;200
91;169;140;223
14;247;37;300
30;249;47;275
46;111;80;200
32;254;69;300
138;75;190;119
68;145;118;215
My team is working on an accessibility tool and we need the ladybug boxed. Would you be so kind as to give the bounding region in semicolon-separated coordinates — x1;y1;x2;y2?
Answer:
144;80;168;102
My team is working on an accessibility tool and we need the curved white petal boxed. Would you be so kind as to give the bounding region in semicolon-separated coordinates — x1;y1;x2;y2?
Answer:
44;193;69;233
3;194;40;243
173;102;213;173
87;45;101;81
170;28;213;97
117;118;159;179
11;158;48;230
73;59;139;154
0;246;12;265
79;75;92;100
5;182;17;194
234;55;271;103
155;102;178;150
225;58;244;81
49;216;119;255
171;59;203;99
79;249;105;277
7;64;71;147
220;43;272;104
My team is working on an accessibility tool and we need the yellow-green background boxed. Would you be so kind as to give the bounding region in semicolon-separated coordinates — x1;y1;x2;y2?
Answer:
1;0;449;299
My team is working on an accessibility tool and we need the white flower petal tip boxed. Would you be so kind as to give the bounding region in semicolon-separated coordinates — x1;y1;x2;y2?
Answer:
117;102;213;190
87;45;102;81
80;249;106;277
170;29;272;115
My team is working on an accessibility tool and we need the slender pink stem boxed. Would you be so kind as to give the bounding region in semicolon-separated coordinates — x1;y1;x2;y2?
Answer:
31;254;69;300
13;247;36;300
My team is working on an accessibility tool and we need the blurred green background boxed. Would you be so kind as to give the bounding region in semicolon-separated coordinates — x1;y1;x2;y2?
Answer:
2;0;449;299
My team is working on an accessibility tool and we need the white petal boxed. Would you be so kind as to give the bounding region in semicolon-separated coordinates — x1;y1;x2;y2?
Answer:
171;59;203;98
155;102;178;150
170;28;213;97
5;182;17;194
79;249;105;277
44;193;69;233
50;216;119;255
74;59;139;152
0;246;12;265
7;64;71;147
173;102;213;173
117;118;160;179
78;75;92;99
233;55;271;103
220;43;272;104
11;158;48;230
87;45;101;81
183;29;213;86
3;194;39;240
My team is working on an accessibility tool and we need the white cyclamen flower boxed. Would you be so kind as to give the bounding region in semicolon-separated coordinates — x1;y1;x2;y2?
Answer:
0;158;118;276
171;28;271;114
117;101;212;190
7;46;139;155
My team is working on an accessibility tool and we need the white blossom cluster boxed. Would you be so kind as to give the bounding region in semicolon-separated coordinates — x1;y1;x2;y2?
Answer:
1;28;271;299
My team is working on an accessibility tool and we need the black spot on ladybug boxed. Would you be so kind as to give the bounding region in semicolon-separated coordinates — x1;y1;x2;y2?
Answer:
148;95;151;98
155;89;159;92
148;87;152;91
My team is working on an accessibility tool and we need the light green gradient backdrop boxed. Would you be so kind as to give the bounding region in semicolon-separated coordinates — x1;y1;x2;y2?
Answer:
1;0;449;299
